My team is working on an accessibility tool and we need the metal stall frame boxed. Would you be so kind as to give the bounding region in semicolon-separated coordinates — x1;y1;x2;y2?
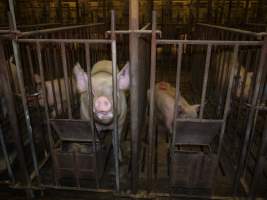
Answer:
148;10;266;199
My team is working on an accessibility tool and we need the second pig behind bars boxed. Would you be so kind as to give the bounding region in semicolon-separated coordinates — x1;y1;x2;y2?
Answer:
73;60;129;158
149;81;200;133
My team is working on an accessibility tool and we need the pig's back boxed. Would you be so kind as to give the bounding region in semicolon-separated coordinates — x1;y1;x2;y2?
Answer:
91;60;114;75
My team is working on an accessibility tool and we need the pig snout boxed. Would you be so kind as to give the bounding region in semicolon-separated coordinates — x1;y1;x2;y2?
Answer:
94;96;113;122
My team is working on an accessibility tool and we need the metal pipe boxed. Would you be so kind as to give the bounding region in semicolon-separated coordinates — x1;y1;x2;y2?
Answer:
21;23;104;36
233;37;267;195
129;0;139;193
157;40;262;45
36;42;58;185
148;10;157;190
200;45;212;119
197;23;267;37
140;23;151;30
85;43;99;188
60;43;72;118
249;118;267;199
171;43;183;186
216;46;239;187
18;39;111;44
111;10;120;192
12;40;41;185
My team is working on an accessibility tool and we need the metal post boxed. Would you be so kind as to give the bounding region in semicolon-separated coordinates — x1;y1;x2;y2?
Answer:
129;0;139;193
233;37;267;195
148;10;157;190
0;42;30;190
8;0;40;189
111;10;120;192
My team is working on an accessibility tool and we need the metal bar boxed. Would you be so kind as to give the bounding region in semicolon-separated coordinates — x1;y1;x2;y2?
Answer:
60;43;72;118
200;44;212;119
171;43;183;187
85;43;99;188
157;40;262;45
129;0;139;193
21;23;104;36
105;30;161;36
216;45;239;189
111;10;120;192
148;10;157;190
12;40;41;184
176;119;223;123
233;37;267;195
26;46;35;86
0;125;15;183
197;23;267;37
140;23;151;30
36;42;58;185
249;118;267;199
18;39;112;44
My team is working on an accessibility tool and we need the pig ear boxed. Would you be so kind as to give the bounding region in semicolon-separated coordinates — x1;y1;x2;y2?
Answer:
73;63;88;93
33;74;41;84
191;104;201;112
118;62;130;90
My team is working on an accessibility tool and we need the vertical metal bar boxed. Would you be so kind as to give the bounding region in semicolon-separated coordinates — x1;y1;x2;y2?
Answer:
234;38;267;195
111;10;120;192
249;118;267;199
0;126;15;183
0;40;32;200
36;42;58;185
171;43;183;186
26;46;35;87
129;0;140;193
60;43;72;118
12;40;41;184
200;44;212;119
85;43;99;188
148;10;157;190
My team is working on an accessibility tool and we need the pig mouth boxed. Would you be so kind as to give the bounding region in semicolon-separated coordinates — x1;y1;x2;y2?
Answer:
94;111;114;123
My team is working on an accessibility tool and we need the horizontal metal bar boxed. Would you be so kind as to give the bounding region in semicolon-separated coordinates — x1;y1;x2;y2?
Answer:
105;29;162;37
20;23;104;36
17;38;111;44
176;119;223;123
197;23;267;37
11;184;233;199
0;23;60;30
157;40;263;45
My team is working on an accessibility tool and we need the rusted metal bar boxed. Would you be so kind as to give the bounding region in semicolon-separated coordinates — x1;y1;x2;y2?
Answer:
148;10;157;190
60;43;72;118
129;0;139;193
21;23;104;36
200;44;212;119
36;42;58;185
18;39;111;44
26;46;35;86
233;37;267;195
157;40;262;45
111;10;120;192
85;43;99;188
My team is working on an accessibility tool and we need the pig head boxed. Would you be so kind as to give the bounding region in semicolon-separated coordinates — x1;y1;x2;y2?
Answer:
73;60;129;137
